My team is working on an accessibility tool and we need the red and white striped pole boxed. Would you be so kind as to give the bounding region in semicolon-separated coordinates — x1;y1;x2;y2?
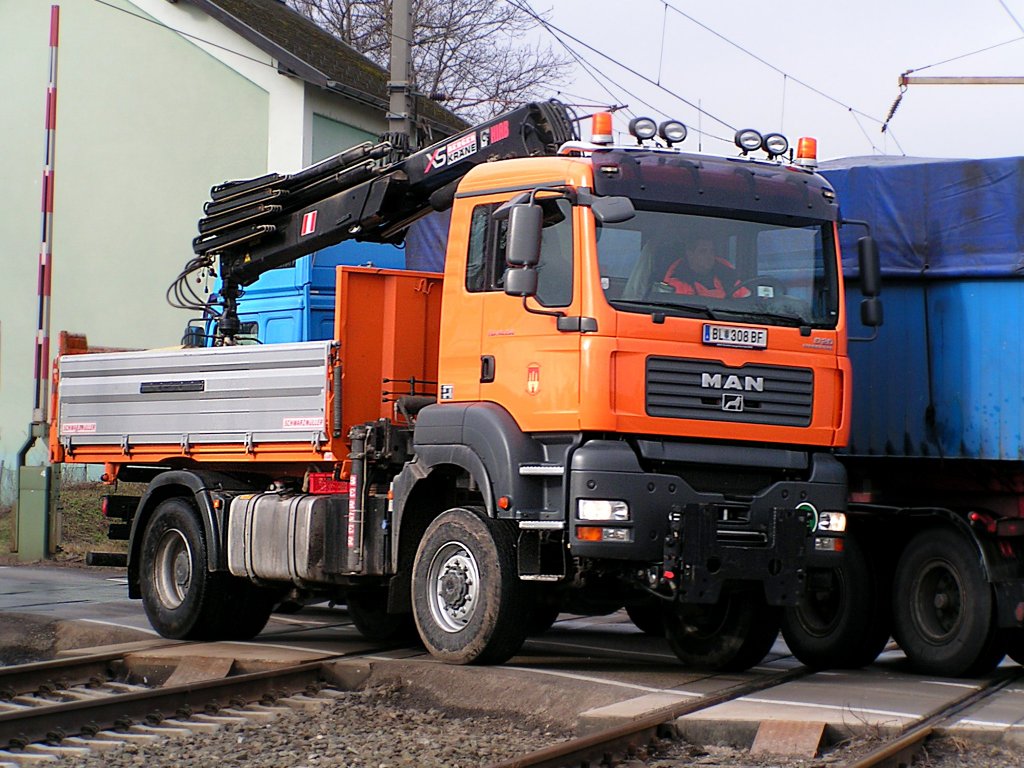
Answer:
32;4;60;426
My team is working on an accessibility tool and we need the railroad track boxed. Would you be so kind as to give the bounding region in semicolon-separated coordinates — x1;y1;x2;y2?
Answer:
486;665;812;768
840;668;1024;768
489;659;1024;768
0;640;379;763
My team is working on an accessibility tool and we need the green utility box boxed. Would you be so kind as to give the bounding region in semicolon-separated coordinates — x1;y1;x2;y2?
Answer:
16;465;51;561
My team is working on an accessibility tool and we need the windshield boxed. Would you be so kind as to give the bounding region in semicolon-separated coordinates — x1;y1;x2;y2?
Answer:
596;209;839;328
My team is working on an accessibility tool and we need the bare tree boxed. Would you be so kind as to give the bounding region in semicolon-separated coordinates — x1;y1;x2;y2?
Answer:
287;0;573;121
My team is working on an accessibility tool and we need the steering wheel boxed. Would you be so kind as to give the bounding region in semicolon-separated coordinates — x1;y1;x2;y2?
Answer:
737;276;787;298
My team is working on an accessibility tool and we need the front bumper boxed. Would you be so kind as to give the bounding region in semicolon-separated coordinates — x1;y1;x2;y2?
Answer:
566;440;847;605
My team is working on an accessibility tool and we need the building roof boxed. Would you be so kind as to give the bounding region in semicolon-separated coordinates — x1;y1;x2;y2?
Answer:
181;0;466;136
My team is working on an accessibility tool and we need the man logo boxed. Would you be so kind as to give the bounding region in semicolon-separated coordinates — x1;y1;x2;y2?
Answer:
722;394;745;412
701;373;764;392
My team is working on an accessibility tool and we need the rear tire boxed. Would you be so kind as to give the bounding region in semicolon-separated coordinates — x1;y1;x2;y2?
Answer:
140;497;237;640
412;507;528;664
665;590;780;671
782;535;890;669
892;528;1005;677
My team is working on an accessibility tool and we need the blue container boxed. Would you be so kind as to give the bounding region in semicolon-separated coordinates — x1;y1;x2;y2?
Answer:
845;279;1024;461
230;241;405;343
823;157;1024;462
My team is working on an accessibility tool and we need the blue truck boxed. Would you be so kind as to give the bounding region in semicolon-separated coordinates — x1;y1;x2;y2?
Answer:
821;156;1024;676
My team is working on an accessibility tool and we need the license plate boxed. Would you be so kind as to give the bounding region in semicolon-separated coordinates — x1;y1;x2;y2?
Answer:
702;324;768;349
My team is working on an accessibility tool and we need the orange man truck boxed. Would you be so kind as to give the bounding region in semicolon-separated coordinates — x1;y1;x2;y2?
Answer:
50;103;881;669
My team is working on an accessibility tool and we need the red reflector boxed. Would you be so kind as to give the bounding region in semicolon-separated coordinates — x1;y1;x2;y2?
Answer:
308;473;349;495
100;496;109;517
497;496;511;511
576;526;603;542
834;538;845;552
663;570;676;580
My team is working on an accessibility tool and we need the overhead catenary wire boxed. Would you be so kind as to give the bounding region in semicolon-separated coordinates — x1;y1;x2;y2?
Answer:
506;0;738;133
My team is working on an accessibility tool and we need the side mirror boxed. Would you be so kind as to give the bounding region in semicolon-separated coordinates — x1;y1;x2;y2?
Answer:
591;196;635;224
506;204;543;267
858;236;881;298
860;296;883;328
504;267;538;297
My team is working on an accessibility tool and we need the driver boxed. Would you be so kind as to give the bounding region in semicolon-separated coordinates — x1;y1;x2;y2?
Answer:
662;238;750;298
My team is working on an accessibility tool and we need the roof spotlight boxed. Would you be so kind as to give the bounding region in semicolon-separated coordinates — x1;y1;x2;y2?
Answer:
734;128;763;154
658;120;687;146
628;117;658;142
762;132;789;158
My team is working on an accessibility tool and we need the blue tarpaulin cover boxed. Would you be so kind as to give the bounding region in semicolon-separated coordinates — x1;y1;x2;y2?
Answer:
820;156;1024;279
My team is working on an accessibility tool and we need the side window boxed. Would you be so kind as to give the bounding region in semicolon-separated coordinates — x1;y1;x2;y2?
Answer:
464;198;573;308
465;204;508;293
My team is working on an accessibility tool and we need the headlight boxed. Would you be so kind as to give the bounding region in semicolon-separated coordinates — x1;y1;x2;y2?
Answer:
734;128;763;153
577;499;630;521
628;117;657;141
818;512;848;532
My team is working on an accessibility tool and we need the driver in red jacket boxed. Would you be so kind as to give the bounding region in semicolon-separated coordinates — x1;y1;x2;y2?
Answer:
662;238;750;298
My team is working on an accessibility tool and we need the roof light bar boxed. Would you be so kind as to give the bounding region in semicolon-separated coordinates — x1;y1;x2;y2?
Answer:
628;116;657;142
734;128;763;154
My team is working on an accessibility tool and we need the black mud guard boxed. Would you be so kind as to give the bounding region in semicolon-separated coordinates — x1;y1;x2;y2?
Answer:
125;469;264;598
392;402;546;537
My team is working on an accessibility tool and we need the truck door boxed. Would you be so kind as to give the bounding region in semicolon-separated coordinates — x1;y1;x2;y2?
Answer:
442;197;581;432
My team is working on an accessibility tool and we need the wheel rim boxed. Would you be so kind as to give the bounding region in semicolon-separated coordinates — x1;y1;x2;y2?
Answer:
426;540;480;633
911;558;964;644
153;528;193;610
796;569;844;638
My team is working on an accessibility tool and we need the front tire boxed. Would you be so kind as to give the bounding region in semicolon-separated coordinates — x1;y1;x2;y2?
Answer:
782;535;890;669
665;590;780;671
412;507;527;664
892;528;1005;677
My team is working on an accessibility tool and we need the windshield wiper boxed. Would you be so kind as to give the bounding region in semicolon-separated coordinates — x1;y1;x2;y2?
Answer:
610;299;718;319
710;308;812;328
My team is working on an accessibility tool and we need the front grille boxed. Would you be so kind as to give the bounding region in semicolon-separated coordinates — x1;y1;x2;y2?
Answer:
646;357;813;427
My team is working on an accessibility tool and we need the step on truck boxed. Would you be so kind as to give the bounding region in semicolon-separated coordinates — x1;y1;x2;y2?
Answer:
50;103;881;669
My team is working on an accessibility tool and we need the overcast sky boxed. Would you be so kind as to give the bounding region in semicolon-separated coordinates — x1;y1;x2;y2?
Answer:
533;0;1024;161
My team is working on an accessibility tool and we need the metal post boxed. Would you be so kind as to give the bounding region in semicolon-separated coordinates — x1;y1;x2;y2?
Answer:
387;0;415;149
17;5;61;561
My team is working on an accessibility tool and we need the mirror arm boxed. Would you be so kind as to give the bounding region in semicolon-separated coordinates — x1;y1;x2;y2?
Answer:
521;296;566;319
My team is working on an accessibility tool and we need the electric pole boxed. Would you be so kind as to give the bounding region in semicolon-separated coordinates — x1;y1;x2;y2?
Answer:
387;0;415;150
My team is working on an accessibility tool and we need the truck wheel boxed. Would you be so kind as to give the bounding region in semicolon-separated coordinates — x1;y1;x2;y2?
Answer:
346;588;417;643
781;536;890;669
626;601;666;636
892;528;1005;677
412;507;528;664
139;497;229;640
664;591;780;671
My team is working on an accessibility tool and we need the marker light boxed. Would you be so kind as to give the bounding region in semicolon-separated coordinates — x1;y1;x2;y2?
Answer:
659;120;687;145
762;132;789;158
628;117;657;142
795;136;818;169
734;128;763;154
591;112;613;145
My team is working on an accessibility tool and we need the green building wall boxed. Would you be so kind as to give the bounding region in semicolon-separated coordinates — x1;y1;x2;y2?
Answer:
0;0;269;502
